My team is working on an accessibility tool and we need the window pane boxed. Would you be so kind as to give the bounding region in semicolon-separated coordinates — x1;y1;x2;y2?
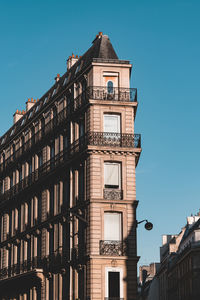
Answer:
104;163;120;188
104;212;121;240
104;114;120;133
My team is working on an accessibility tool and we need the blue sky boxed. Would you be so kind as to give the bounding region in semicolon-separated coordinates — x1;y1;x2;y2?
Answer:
0;0;200;268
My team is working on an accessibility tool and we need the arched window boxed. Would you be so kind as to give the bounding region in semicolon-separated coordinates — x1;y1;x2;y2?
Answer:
107;81;114;94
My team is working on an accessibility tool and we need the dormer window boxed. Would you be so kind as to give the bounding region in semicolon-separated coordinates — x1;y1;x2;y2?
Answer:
43;96;48;105
52;87;57;97
21;119;25;126
75;64;80;74
1;138;5;145
28;111;33;119
35;105;39;113
10;128;15;136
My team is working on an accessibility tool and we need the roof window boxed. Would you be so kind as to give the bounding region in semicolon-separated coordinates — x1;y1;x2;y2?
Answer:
52;87;57;97
21;118;25;126
28;111;33;119
10;128;15;136
75;64;80;74
43;96;48;105
35;105;39;113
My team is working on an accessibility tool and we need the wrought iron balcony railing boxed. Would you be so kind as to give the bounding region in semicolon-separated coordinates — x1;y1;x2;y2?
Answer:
0;132;140;204
104;189;123;200
0;252;69;280
86;132;141;148
0;86;137;177
87;86;137;102
99;240;127;256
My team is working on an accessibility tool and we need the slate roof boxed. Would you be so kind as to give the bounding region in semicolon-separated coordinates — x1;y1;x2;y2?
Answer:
0;33;129;149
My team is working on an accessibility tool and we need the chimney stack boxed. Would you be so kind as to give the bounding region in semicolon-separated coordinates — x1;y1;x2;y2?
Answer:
26;98;36;112
13;110;25;124
67;53;79;71
55;74;60;82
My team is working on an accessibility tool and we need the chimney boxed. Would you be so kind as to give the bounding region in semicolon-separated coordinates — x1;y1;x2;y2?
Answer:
55;74;60;82
26;98;36;112
13;110;25;124
67;53;79;71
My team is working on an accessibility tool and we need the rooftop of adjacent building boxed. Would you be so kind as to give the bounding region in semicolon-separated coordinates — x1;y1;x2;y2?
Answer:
0;32;131;149
159;210;200;263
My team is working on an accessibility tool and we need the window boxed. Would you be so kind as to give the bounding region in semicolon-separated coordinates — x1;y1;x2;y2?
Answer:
21;118;25;126
104;212;122;241
43;96;48;105
52;87;57;97
10;128;15;136
38;152;43;167
107;80;114;94
104;114;120;134
104;162;121;189
10;174;14;188
35;105;39;113
75;64;80;74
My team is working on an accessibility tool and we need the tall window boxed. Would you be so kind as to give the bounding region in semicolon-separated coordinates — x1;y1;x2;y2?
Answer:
104;212;122;241
104;114;120;134
104;162;121;189
107;81;114;94
38;151;43;168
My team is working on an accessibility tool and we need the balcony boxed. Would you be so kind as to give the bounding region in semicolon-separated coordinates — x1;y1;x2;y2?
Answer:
99;240;127;256
0;86;137;178
87;132;141;148
104;189;123;200
0;252;69;281
87;86;137;102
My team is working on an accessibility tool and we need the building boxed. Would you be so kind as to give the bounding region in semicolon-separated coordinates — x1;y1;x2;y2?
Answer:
138;263;160;300
157;212;200;300
0;32;141;300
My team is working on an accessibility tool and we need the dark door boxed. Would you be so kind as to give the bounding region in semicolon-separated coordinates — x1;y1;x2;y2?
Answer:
109;271;120;299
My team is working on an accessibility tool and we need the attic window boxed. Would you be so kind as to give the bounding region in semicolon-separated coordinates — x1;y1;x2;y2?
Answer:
21;119;25;126
35;105;39;113
63;76;68;86
43;96;48;105
28;111;33;119
52;87;57;97
1;138;5;145
10;128;15;136
75;64;80;74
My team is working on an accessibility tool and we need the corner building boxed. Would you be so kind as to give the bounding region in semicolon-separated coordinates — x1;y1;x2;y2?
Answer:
0;33;141;300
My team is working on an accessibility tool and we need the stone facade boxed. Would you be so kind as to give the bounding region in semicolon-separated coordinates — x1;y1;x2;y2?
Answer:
0;33;141;299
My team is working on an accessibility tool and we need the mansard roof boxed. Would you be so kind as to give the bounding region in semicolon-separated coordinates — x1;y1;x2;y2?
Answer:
0;33;129;150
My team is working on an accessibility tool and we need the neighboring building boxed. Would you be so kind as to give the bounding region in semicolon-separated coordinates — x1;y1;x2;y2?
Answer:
138;263;160;300
157;212;200;300
0;33;141;299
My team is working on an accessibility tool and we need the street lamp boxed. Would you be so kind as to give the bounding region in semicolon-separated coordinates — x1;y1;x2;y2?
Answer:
137;219;153;231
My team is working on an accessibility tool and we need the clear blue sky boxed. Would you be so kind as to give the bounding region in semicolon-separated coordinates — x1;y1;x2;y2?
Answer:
0;0;200;268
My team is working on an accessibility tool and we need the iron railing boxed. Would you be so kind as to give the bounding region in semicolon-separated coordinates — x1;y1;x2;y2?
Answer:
0;252;69;280
99;240;127;256
87;86;137;102
0;133;140;203
0;132;140;204
0;86;137;176
87;132;141;148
